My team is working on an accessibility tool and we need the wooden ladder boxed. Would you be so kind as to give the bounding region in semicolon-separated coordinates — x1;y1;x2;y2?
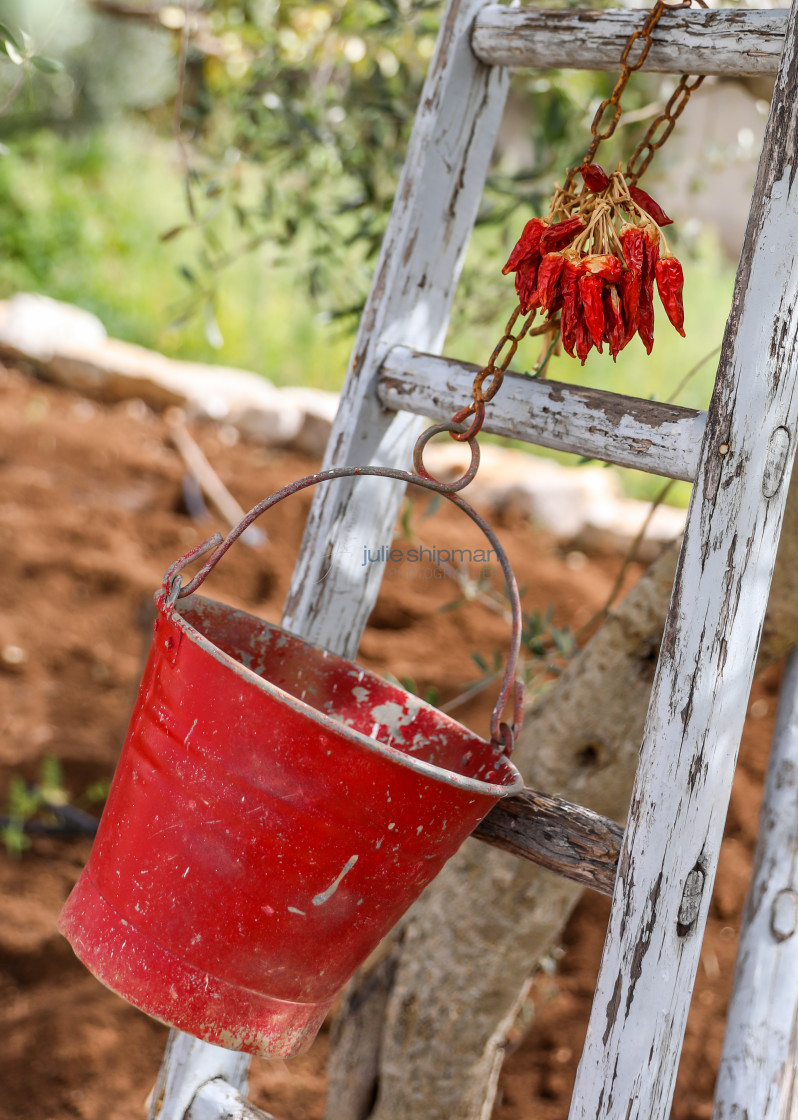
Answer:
148;4;798;1118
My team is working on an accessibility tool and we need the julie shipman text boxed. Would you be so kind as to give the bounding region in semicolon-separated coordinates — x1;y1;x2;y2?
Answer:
361;545;497;566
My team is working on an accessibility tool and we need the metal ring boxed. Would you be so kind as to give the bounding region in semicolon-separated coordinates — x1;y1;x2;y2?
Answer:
412;421;480;491
449;402;486;443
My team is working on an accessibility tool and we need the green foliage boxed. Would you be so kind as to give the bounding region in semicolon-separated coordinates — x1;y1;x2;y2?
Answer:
0;125;355;386
2;757;68;856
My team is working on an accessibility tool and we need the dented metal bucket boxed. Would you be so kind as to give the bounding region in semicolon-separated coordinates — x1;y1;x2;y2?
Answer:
58;465;525;1058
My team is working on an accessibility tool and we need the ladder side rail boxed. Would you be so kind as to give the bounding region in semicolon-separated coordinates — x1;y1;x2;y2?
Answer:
472;6;788;76
186;1080;278;1120
149;2;510;1116
148;1034;250;1120
712;647;798;1119
281;0;510;654
569;6;798;1115
379;346;706;481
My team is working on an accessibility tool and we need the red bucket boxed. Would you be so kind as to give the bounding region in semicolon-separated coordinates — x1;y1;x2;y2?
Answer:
58;466;524;1058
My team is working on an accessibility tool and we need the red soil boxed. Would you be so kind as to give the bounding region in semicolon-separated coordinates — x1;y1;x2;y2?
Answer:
0;364;778;1120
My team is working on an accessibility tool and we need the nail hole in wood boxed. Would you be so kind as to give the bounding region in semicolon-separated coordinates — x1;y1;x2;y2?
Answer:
770;888;798;941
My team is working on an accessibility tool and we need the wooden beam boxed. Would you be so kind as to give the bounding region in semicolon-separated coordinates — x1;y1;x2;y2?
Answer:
282;0;511;658
379;346;705;481
472;6;788;77
187;1080;278;1120
712;649;798;1119
147;1034;249;1120
474;788;623;898
570;0;798;1113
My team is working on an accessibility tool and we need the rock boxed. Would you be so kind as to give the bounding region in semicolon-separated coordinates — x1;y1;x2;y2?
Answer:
0;293;310;445
0;292;687;557
0;293;107;361
422;442;686;558
278;387;340;456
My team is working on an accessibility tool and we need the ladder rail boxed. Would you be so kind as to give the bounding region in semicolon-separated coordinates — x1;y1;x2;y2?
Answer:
712;647;798;1119
379;346;706;481
569;3;798;1112
472;6;788;76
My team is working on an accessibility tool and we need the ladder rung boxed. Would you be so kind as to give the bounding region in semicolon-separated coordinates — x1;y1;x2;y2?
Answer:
379;346;705;482
474;787;623;898
471;6;787;77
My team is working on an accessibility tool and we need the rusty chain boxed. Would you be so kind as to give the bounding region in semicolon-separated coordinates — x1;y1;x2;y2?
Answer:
446;0;706;445
625;70;705;183
449;307;552;442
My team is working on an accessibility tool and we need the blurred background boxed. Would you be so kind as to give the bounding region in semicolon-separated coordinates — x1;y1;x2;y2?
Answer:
0;0;771;506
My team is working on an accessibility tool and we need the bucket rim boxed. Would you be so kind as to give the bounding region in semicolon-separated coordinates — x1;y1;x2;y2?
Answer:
157;590;524;800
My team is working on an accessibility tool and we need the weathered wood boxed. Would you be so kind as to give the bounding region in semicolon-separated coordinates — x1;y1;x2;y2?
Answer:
713;648;798;1120
281;0;511;655
362;472;798;1120
186;1080;278;1120
474;788;623;897
472;6;788;77
379;346;705;481
151;2;512;1117
147;1034;249;1120
570;5;798;1115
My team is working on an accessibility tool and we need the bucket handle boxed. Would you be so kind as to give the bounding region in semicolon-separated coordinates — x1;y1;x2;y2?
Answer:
162;452;524;755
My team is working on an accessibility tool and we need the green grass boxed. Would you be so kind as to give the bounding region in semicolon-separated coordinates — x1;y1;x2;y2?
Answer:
0;124;356;389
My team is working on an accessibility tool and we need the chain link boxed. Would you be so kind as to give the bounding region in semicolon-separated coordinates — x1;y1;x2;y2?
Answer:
449;308;552;442
566;0;671;189
626;71;705;183
449;0;706;443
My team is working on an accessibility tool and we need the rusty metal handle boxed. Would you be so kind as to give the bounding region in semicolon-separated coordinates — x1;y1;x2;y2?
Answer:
162;464;524;754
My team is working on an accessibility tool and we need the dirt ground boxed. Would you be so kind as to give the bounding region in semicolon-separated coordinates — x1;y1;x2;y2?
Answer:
0;363;781;1120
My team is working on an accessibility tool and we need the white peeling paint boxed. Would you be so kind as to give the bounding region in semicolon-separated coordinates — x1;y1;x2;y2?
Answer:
312;855;359;906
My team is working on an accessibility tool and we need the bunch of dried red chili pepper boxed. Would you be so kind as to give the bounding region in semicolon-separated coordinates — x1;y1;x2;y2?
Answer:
503;163;685;363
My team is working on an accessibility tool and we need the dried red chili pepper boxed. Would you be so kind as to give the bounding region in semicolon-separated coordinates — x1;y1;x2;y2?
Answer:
575;315;594;364
581;253;622;283
637;281;655;355
629;185;673;228
579;273;605;349
502;217;548;275
642;226;660;287
515;256;540;314
603;286;626;361
655;256;685;336
559;260;581;357
619;268;640;342
539;215;585;255
580;163;610;193
536;252;566;311
619;225;644;271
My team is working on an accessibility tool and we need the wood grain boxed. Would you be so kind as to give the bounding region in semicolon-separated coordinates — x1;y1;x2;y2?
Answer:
379;346;706;481
570;3;798;1115
281;0;511;657
713;650;798;1118
474;789;623;898
472;6;788;77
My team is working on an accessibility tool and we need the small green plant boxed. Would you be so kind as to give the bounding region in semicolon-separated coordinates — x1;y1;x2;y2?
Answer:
1;757;69;856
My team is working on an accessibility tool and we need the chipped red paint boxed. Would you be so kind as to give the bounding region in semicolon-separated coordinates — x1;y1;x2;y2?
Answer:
59;589;522;1058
